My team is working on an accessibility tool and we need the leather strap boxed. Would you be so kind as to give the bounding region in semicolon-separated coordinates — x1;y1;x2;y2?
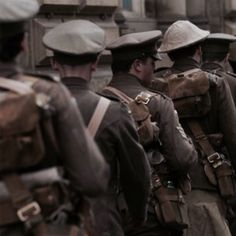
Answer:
22;75;60;155
3;174;48;235
188;120;223;168
87;97;111;138
105;86;134;104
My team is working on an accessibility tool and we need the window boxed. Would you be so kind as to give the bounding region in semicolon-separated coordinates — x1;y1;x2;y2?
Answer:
123;0;132;11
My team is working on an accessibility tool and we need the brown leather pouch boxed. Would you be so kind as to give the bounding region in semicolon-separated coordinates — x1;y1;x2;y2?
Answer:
215;161;236;199
153;185;188;230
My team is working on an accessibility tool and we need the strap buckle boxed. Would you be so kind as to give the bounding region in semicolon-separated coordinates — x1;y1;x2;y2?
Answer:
207;152;223;168
152;174;162;189
17;201;41;222
135;92;151;105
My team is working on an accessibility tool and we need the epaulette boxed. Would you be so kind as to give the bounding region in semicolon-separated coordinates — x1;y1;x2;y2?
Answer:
155;90;171;100
25;71;60;83
226;71;236;78
148;88;170;100
97;91;120;102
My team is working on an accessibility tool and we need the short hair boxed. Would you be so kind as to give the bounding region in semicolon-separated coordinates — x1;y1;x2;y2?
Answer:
54;52;99;66
111;58;134;74
111;56;148;74
168;43;201;61
202;51;227;62
0;33;24;62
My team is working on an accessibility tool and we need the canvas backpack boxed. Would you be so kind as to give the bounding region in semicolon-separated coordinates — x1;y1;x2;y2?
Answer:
0;76;52;172
152;68;211;119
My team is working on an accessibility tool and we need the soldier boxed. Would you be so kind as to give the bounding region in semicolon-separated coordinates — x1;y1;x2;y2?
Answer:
0;0;109;235
157;20;236;236
201;32;236;236
43;20;151;236
104;31;197;236
201;33;236;105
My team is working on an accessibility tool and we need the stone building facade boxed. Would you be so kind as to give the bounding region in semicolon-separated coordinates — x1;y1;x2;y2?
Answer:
25;0;236;90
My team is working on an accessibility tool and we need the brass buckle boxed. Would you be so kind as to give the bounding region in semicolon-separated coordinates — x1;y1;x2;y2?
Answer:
152;174;162;189
207;153;223;168
135;92;151;105
17;201;41;222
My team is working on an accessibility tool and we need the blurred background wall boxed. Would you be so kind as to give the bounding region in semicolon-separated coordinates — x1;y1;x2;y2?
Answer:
24;0;236;90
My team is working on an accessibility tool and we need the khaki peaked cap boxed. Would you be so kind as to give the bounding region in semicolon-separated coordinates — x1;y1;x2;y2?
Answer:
207;33;236;42
0;0;39;22
159;20;209;53
0;0;39;38
106;30;162;61
202;33;236;54
43;20;105;56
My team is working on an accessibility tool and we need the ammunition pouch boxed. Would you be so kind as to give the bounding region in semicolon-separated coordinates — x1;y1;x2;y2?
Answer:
216;160;236;198
188;120;236;199
204;156;236;199
152;174;188;230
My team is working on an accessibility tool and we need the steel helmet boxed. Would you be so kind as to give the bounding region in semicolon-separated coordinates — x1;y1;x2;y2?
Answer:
159;20;209;53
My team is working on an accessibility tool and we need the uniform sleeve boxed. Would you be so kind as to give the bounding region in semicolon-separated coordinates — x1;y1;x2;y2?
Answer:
151;97;197;174
217;79;236;169
50;83;109;197
116;105;151;222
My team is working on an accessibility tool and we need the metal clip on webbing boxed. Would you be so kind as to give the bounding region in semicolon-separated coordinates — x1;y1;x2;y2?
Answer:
17;201;41;222
152;173;162;189
207;152;223;169
135;92;151;105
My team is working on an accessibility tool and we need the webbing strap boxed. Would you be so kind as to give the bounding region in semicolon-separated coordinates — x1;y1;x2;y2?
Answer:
188;120;223;169
187;120;215;157
87;97;111;138
104;86;134;104
3;174;48;235
0;77;33;94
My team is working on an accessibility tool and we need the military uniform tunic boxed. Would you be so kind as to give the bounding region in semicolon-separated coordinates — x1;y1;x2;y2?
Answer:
103;72;197;236
202;61;236;106
62;77;151;236
157;58;236;236
0;62;109;235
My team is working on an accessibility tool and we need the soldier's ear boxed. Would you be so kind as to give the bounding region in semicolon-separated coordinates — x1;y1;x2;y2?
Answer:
50;57;59;71
225;53;230;62
133;59;143;72
20;33;28;53
91;54;101;71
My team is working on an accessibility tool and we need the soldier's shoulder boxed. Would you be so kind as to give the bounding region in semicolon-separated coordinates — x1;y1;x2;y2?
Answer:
24;71;60;83
148;89;172;104
205;70;225;87
154;67;172;78
226;71;236;78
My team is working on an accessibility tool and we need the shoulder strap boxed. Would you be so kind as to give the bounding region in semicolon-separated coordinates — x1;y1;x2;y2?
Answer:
104;86;134;104
0;77;33;94
87;97;111;138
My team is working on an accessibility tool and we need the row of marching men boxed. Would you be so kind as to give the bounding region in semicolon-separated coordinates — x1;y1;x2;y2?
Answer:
0;0;236;236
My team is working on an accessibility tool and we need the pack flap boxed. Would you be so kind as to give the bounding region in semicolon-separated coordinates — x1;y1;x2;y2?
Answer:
168;69;210;100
